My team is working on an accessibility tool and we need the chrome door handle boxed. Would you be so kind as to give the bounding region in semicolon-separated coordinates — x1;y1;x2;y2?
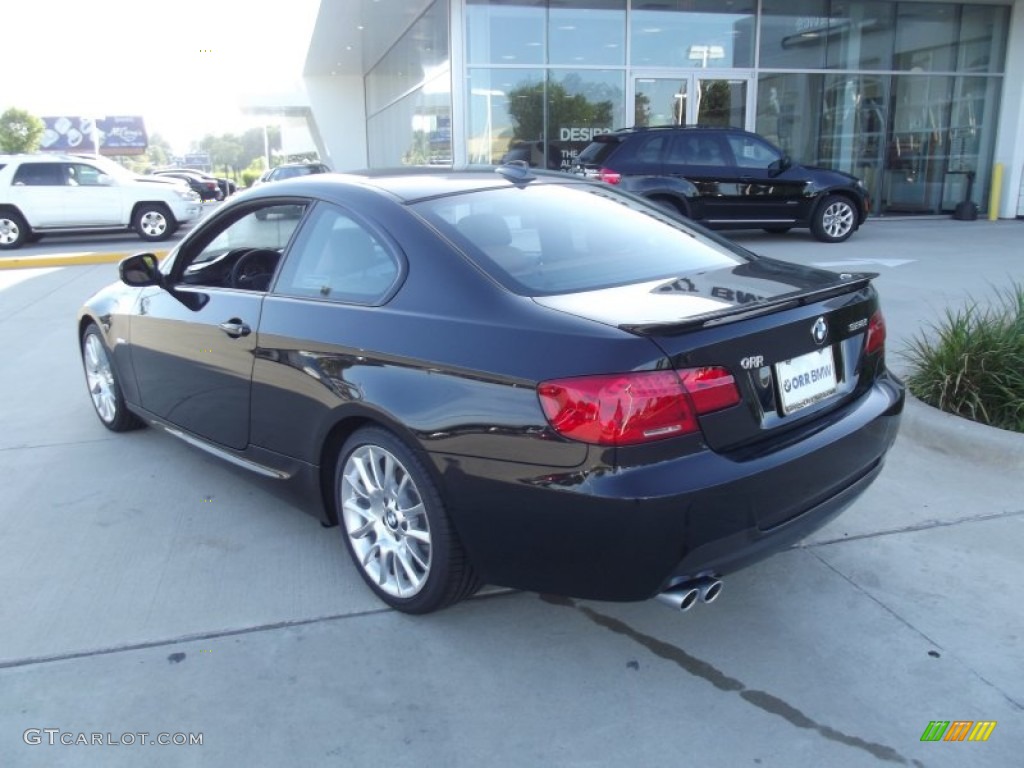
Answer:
218;319;251;338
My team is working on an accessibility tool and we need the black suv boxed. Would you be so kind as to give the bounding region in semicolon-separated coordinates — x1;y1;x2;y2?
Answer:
572;127;869;243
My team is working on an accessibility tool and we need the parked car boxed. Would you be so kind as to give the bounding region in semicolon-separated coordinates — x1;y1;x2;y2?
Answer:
150;169;223;201
572;126;870;243
0;154;201;249
254;162;331;186
78;165;903;614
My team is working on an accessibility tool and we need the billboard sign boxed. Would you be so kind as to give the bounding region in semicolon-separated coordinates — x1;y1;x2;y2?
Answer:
39;116;148;155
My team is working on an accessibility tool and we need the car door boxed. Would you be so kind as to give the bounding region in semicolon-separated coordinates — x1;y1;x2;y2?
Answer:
9;162;70;226
723;133;809;223
664;131;740;223
128;202;310;449
66;162;123;225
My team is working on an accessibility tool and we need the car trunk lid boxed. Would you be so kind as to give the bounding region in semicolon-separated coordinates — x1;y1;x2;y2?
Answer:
533;259;884;453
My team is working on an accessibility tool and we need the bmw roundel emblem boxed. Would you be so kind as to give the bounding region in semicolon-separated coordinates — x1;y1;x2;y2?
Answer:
811;317;828;345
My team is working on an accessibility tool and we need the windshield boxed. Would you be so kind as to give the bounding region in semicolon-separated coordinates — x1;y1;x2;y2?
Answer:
410;182;746;296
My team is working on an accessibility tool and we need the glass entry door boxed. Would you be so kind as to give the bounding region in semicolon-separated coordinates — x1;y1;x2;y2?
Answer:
633;74;753;130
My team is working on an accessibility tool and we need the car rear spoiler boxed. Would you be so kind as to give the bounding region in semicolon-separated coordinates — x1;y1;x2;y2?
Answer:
619;274;877;336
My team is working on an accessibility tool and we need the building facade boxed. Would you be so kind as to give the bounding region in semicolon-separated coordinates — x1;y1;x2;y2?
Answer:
302;0;1024;218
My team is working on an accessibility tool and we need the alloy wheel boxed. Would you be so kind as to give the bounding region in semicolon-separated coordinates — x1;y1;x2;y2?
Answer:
821;200;855;239
340;445;432;598
84;333;118;423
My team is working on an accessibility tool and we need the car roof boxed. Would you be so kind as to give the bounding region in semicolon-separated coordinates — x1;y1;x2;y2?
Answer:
243;167;592;204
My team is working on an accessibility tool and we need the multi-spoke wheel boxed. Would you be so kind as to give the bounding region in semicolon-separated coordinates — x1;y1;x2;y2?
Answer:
81;324;144;432
811;195;857;243
336;427;479;613
0;209;29;250
133;204;176;242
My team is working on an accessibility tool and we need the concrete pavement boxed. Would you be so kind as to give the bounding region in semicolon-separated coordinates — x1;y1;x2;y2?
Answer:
0;219;1021;767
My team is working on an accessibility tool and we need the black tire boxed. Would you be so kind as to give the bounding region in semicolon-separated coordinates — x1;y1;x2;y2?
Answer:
133;204;176;242
0;209;30;250
81;324;145;432
811;195;858;243
762;226;792;234
335;427;480;614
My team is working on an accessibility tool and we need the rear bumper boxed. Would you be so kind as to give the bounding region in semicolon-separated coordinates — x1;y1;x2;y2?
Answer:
433;372;904;602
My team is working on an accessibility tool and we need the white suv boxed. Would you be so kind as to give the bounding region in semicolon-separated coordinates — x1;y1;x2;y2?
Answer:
0;154;202;249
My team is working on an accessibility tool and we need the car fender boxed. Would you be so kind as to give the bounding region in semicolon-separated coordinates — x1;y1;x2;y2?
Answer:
620;175;698;216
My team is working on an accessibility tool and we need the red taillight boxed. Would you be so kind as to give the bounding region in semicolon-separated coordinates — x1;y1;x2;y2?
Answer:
865;310;886;355
537;367;740;446
597;167;621;184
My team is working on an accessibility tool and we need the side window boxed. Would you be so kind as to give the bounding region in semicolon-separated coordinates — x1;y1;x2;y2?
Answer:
12;163;65;186
275;204;400;304
629;135;668;164
67;163;105;186
668;134;731;167
726;135;782;170
177;204;308;291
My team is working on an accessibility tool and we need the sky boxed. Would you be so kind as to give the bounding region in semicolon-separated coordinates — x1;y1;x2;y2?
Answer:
1;0;321;154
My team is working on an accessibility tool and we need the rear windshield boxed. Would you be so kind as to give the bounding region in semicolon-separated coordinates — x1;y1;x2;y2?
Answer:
410;182;745;297
576;138;619;166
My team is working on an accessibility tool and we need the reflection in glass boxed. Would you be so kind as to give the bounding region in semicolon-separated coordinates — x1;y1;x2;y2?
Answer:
757;73;824;163
467;69;544;165
825;1;895;71
958;5;1009;74
884;75;953;213
366;1;449;115
820;74;888;210
759;0;828;70
894;3;958;73
466;0;545;65
368;71;452;167
549;0;625;66
635;78;688;127
697;79;746;127
629;0;755;68
546;70;624;170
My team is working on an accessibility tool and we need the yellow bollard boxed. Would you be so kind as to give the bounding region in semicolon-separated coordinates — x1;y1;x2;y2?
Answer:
988;163;1003;221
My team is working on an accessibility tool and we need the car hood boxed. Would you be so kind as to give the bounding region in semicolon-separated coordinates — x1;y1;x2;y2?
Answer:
533;257;871;333
790;163;861;186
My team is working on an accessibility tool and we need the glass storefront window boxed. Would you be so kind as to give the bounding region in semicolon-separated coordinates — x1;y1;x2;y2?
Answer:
959;5;1010;74
466;0;545;66
548;0;625;66
756;73;824;163
546;70;624;170
629;0;755;69
467;69;545;165
894;3;959;73
825;1;896;71
759;0;829;70
368;70;452;167
884;74;953;213
366;1;448;116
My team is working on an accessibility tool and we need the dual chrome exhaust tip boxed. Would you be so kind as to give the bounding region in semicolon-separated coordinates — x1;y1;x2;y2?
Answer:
655;577;723;612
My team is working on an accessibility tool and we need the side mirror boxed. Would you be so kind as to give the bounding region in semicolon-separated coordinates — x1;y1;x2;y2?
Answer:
97;174;114;186
120;253;162;287
769;155;792;176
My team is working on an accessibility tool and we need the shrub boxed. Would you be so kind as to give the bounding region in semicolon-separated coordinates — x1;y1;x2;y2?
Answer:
902;283;1024;433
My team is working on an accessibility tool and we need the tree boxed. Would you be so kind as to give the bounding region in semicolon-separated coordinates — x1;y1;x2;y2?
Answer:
0;107;44;153
145;133;173;168
506;80;614;143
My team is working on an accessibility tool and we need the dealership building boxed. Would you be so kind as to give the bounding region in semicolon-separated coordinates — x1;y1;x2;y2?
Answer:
296;0;1024;218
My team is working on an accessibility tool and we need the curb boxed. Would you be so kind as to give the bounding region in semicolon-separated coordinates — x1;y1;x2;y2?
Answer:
0;250;168;270
898;393;1024;470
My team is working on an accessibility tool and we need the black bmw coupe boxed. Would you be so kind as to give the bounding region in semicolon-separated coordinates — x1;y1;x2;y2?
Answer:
78;165;904;614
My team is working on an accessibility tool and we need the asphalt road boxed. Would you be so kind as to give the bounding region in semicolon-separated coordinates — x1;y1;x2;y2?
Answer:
0;219;1021;767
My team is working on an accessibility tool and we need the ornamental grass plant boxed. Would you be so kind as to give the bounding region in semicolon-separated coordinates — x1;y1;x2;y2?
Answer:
902;283;1024;433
